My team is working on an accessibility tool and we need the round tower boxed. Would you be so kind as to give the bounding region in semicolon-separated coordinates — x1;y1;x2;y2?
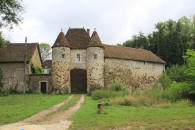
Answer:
87;30;104;92
52;31;71;94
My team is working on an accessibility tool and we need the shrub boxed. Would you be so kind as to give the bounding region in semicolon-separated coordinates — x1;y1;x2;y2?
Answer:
109;81;125;91
31;63;43;74
159;73;172;89
161;81;190;101
166;64;188;82
91;90;128;100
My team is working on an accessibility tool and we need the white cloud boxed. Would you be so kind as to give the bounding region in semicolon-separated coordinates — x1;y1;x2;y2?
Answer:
2;0;195;45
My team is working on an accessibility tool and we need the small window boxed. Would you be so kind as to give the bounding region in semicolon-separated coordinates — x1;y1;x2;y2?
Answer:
94;54;97;59
77;54;80;61
62;54;65;58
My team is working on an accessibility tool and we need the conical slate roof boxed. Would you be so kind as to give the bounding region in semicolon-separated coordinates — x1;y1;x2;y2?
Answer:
52;32;70;48
88;31;104;48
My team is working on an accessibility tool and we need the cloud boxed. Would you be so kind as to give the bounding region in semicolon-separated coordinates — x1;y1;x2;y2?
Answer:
2;0;195;45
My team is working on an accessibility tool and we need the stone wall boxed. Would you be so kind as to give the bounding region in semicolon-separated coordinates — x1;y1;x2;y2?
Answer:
87;47;104;91
70;49;86;70
52;47;70;93
31;47;42;67
0;63;27;92
104;58;165;90
29;74;52;93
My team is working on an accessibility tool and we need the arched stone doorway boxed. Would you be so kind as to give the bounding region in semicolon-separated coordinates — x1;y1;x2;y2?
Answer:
70;69;87;93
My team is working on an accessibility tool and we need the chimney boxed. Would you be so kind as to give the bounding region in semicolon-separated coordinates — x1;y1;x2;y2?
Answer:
87;28;90;36
25;37;27;43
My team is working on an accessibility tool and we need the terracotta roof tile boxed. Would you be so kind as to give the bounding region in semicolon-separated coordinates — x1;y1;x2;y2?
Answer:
104;44;166;64
0;43;41;63
65;28;90;49
88;31;104;48
52;32;70;48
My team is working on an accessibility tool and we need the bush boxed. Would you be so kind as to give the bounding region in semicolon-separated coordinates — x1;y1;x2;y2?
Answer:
159;73;172;89
166;64;188;82
91;90;128;100
161;81;190;101
31;63;43;74
109;81;125;91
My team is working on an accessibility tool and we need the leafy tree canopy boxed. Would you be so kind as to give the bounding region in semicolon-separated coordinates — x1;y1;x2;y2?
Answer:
39;43;51;61
122;15;195;67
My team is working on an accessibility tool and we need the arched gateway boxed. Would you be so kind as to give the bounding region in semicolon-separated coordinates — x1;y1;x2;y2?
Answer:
70;69;87;93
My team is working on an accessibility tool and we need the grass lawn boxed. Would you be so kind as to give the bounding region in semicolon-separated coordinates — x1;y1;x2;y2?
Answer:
42;94;81;121
71;96;195;130
0;94;69;125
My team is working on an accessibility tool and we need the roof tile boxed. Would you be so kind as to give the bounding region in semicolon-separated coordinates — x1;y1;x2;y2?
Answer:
0;43;41;63
104;44;166;64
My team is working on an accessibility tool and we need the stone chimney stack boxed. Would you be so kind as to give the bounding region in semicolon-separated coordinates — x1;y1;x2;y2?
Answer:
87;28;90;36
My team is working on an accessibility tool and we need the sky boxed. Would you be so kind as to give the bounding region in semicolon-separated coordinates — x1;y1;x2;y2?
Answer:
2;0;195;46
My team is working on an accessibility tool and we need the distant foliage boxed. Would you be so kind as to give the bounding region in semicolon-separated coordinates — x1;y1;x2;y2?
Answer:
122;15;195;67
31;63;43;74
39;43;51;61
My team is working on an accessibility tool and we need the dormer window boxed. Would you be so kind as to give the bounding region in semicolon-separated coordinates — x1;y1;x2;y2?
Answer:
77;54;80;61
62;54;65;58
94;54;97;59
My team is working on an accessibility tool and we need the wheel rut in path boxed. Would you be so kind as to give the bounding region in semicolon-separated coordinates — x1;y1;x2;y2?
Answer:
0;95;85;130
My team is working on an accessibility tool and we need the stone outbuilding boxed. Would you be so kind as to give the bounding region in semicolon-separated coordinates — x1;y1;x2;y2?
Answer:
0;43;42;92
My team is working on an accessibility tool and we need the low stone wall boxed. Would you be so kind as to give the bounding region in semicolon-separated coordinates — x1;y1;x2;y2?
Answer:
29;74;52;93
104;58;165;90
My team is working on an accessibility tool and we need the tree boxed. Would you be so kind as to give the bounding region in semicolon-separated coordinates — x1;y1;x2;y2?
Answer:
39;43;51;61
122;15;195;67
0;0;23;47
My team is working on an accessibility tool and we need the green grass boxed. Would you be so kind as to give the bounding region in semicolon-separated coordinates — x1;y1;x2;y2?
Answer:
71;96;195;130
42;94;81;121
0;94;69;125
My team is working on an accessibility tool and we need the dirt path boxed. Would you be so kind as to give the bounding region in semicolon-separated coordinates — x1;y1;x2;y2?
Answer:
23;95;73;123
0;95;85;130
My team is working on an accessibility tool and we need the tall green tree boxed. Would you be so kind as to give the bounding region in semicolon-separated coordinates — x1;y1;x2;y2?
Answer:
39;43;51;61
122;15;195;67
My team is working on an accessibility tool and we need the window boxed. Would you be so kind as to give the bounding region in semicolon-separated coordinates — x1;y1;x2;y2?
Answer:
62;54;65;58
94;54;97;59
77;54;80;61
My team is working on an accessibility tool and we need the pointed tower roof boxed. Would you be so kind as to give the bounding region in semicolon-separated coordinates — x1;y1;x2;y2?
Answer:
88;31;104;48
52;32;70;48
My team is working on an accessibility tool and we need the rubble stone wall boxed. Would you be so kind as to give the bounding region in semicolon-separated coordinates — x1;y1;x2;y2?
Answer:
87;47;104;91
104;58;165;90
52;47;70;94
70;49;86;70
29;74;52;93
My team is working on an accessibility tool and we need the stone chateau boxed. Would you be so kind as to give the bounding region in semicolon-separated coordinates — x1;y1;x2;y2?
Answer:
0;28;165;94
